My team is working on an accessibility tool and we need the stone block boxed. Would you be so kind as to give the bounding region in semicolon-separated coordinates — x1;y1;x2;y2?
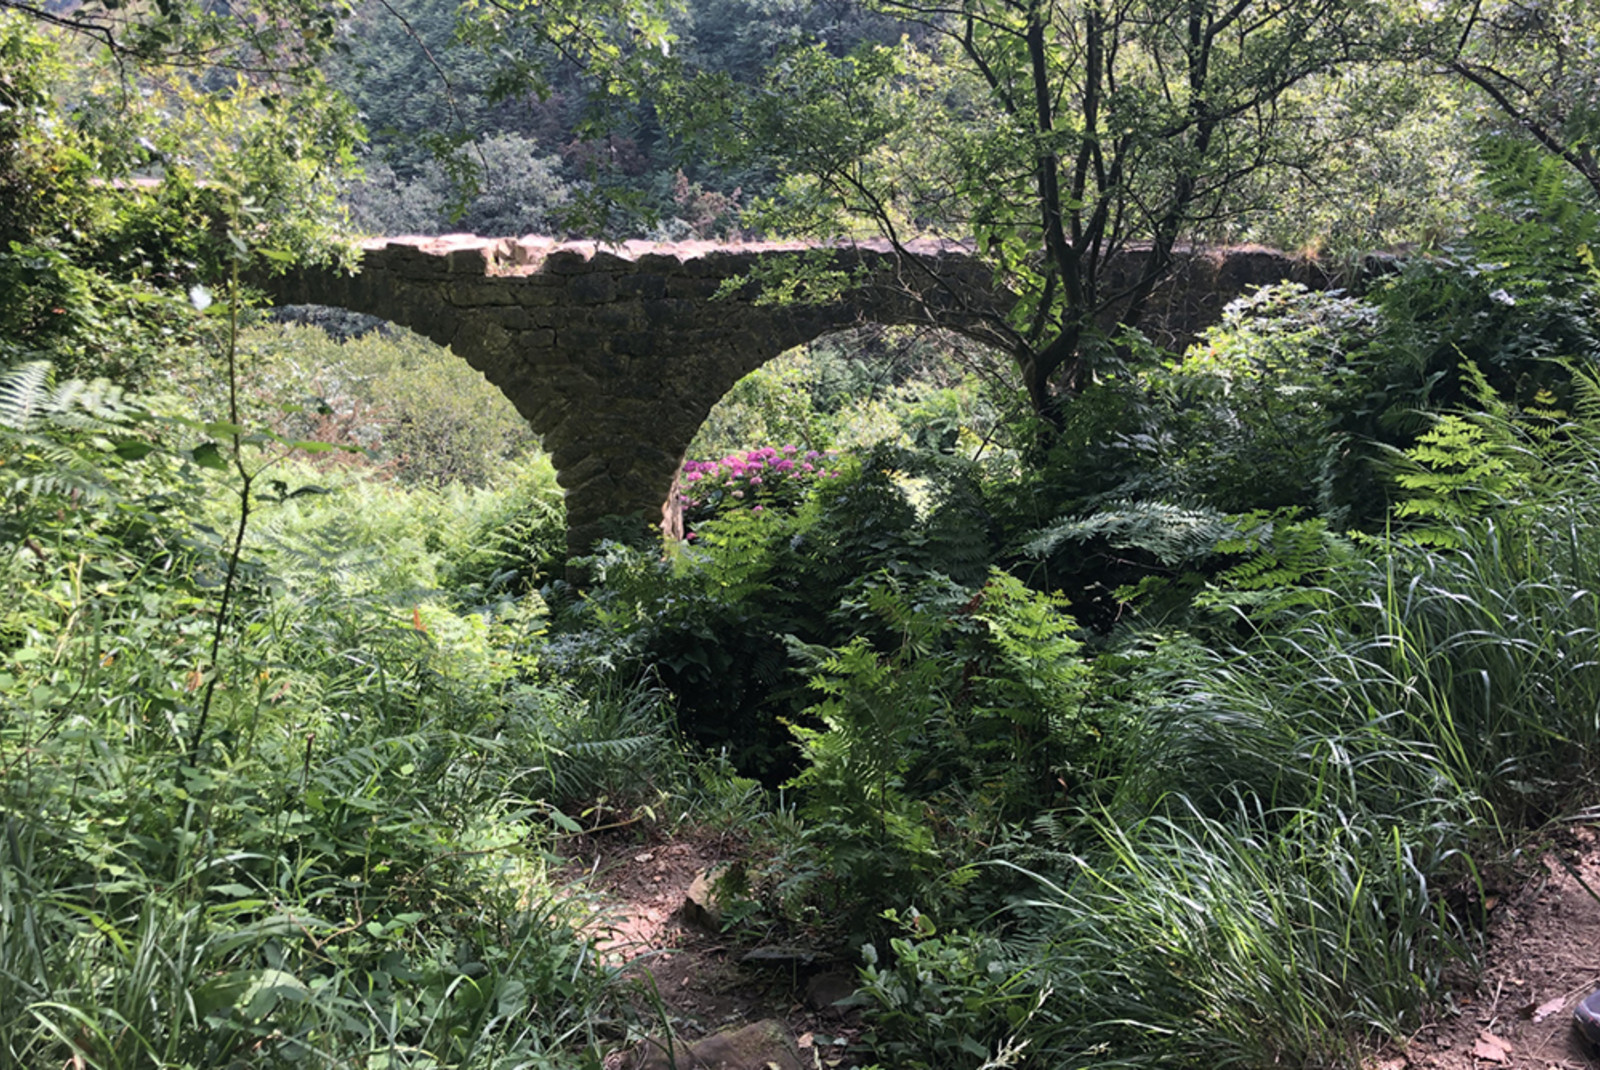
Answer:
486;307;531;330
629;1020;803;1070
411;310;457;350
544;249;590;274
642;298;697;327
548;367;601;395
680;249;757;278
512;284;561;307
447;281;518;307
612;332;657;357
573;326;626;353
664;276;721;299
567;273;617;304
520;397;567;435
589;250;633;272
374;242;446;274
617;273;667;299
445;246;491;274
634;252;684;273
593;351;630;379
619;375;673;399
555;450;609;486
518;308;557;328
594;305;642;331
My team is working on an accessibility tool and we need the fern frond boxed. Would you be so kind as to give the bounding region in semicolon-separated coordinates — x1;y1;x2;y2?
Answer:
1022;501;1241;566
0;362;55;431
1196;512;1353;617
0;363;137;432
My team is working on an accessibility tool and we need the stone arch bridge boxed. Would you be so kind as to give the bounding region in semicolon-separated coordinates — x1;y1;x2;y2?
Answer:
263;235;1327;560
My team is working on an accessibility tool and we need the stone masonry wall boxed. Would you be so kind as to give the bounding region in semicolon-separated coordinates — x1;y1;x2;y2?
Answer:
263;236;1331;563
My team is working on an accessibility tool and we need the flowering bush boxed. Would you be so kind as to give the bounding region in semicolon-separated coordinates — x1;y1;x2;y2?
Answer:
673;445;840;535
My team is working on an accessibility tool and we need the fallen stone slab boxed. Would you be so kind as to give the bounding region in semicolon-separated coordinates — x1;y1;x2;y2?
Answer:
737;947;816;969
682;863;731;932
628;1018;804;1070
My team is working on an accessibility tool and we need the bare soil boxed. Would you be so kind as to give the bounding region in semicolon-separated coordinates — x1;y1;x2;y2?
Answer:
563;825;863;1068
1375;821;1600;1070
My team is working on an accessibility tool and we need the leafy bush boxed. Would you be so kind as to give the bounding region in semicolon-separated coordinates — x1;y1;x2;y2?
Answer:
775;569;1092;939
552;444;1002;779
236;322;541;487
0;334;615;1068
1143;283;1381;514
0;465;622;1070
855;375;1600;1067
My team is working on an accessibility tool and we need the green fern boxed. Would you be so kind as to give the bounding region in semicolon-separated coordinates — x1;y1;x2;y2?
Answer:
1473;134;1600;284
0;361;150;504
1194;511;1355;619
1390;360;1547;546
0;361;138;431
1022;501;1242;566
0;361;53;431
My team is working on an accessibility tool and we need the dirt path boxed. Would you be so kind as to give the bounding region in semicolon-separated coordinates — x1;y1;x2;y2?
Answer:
564;826;863;1069
1381;821;1600;1070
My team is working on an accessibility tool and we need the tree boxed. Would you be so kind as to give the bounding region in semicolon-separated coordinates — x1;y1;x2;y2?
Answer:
0;9;358;385
663;0;1433;425
0;0;352;79
1445;0;1600;203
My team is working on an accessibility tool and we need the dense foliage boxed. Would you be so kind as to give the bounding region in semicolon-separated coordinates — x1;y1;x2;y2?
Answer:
9;0;1600;1067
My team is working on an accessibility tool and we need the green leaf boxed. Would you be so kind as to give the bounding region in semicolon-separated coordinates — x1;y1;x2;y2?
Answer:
190;441;229;470
196;968;309;1021
113;439;156;460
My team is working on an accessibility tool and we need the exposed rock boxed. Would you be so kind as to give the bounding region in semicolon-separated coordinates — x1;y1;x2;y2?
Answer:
738;947;816;969
629;1018;804;1070
803;970;858;1013
682;863;730;933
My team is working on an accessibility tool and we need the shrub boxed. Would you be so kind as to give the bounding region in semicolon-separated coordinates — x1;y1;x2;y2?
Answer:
671;443;839;537
236;322;541;486
345;133;572;237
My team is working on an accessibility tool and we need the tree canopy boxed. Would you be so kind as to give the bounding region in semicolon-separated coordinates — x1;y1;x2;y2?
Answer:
653;0;1472;421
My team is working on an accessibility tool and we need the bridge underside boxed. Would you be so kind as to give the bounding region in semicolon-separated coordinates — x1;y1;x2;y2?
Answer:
263;236;1327;568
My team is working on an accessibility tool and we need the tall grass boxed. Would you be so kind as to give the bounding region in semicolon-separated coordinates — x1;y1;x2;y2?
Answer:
860;398;1600;1069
